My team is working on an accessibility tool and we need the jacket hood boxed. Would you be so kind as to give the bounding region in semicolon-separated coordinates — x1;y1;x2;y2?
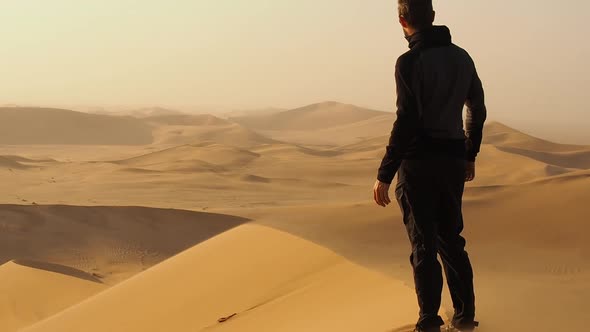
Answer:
406;25;452;49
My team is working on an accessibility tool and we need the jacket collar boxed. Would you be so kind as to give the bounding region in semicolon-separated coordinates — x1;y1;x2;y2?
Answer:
405;25;452;49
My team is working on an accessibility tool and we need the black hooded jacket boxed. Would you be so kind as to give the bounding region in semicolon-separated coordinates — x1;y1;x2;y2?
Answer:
377;25;487;184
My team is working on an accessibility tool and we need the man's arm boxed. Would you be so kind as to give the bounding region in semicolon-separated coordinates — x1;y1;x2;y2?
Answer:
377;55;421;184
465;68;487;162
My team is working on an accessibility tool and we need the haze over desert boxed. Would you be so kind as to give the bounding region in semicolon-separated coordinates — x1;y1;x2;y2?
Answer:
0;103;584;331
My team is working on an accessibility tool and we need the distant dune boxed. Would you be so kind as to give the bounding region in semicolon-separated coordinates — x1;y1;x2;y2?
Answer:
484;121;585;152
252;113;395;147
114;143;261;172
91;107;182;117
483;121;590;170
151;121;278;147
0;107;153;145
0;155;31;169
0;155;55;170
112;107;184;118
144;114;231;126
231;101;390;131
221;107;286;119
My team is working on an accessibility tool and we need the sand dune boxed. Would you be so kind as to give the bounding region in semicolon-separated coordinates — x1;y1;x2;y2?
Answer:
114;143;261;172
235;171;590;332
2;155;55;163
20;168;589;332
220;107;286;119
0;107;153;145
144;114;231;126
484;121;585;152
0;260;105;332
231;101;390;131
470;145;574;184
0;155;31;169
24;224;418;332
0;205;249;284
0;102;588;332
250;142;342;158
495;145;590;169
482;122;590;172
152;122;277;147
0;155;57;170
254;114;395;147
120;107;184;118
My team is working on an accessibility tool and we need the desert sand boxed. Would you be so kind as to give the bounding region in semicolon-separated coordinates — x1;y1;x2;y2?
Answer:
0;103;587;331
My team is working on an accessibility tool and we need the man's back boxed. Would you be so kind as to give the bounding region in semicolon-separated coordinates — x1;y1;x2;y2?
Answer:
397;25;486;153
376;25;487;186
421;42;477;140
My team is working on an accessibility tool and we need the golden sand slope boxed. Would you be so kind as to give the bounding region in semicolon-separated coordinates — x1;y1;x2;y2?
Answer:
0;260;105;332
24;224;418;332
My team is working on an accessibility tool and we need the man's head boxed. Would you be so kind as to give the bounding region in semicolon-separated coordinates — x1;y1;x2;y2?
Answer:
398;0;435;36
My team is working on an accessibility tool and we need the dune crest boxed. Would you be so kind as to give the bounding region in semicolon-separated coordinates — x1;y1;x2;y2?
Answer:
12;260;103;283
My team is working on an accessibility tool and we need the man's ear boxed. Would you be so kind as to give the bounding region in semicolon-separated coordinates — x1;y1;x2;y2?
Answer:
399;16;409;28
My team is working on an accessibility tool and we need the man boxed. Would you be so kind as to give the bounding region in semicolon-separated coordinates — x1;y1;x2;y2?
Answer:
372;1;487;332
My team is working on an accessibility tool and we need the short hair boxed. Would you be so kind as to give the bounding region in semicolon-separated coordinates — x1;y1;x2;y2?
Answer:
398;0;434;29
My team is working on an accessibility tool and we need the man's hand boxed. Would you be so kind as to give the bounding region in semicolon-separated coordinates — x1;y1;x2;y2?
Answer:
373;180;391;207
465;161;476;182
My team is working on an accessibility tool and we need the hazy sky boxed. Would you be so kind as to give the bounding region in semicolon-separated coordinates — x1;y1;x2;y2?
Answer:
1;1;589;142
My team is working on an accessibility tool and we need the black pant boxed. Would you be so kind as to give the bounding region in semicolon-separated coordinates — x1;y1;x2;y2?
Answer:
395;158;476;330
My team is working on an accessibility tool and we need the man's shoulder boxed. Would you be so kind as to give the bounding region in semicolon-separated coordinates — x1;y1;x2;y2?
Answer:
395;49;421;70
450;43;475;64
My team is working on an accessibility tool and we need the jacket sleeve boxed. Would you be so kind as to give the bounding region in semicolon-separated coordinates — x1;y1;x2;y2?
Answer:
464;68;487;162
377;55;421;184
